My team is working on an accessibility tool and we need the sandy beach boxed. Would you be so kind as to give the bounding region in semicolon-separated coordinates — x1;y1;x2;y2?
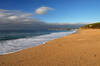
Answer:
0;29;100;66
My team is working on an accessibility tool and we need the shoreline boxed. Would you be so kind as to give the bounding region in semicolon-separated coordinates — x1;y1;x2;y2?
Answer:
0;29;100;66
0;30;77;55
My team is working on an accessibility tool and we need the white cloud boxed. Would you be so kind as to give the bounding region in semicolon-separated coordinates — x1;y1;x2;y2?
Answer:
35;6;53;15
0;9;80;31
0;9;49;30
8;16;18;19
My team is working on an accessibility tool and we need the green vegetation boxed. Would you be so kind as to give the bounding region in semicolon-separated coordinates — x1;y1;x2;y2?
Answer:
81;22;100;29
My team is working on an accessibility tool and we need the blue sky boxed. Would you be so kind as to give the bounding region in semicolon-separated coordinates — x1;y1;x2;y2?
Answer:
0;0;100;23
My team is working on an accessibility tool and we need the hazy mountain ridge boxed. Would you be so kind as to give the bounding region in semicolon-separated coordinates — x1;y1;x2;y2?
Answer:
0;23;86;31
47;23;86;30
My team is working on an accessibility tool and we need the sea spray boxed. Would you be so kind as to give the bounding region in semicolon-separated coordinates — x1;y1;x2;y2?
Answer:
0;30;76;55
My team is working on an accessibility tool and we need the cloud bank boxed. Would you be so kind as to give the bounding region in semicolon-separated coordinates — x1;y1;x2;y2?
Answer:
0;9;83;31
0;9;48;30
35;6;53;15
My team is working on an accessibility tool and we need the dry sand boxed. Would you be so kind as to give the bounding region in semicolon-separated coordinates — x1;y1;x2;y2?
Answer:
0;29;100;66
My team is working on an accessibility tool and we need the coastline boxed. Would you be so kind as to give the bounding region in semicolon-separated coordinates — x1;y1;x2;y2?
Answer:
0;29;100;66
0;30;76;55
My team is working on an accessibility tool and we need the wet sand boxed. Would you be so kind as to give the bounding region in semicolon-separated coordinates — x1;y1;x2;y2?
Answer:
0;29;100;66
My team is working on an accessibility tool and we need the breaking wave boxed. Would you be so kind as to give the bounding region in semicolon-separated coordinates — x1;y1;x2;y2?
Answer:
0;30;76;55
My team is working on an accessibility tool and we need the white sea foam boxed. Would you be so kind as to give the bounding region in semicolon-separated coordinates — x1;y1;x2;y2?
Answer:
0;30;76;55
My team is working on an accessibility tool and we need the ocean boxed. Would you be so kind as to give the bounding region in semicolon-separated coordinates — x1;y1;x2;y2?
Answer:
0;30;76;55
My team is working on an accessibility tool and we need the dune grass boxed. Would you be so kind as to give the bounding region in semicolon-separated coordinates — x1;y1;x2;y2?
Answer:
81;22;100;29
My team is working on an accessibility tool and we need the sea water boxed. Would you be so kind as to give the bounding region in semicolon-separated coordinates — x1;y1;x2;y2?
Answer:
0;30;76;55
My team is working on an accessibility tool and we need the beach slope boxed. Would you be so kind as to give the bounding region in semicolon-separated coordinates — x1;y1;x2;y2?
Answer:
0;29;100;66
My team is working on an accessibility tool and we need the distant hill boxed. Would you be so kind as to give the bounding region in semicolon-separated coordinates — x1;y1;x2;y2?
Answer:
48;23;86;30
81;22;100;29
